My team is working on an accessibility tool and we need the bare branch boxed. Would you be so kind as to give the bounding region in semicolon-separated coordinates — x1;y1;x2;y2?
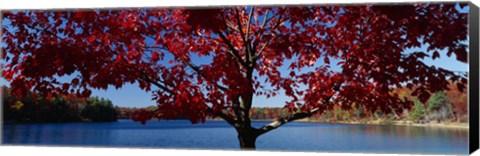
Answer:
245;7;255;63
246;7;254;41
261;9;270;29
261;12;280;29
257;82;342;136
257;107;321;135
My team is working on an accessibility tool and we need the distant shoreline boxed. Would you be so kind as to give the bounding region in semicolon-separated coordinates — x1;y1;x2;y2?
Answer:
3;119;118;124
5;118;469;129
297;120;468;129
207;118;469;129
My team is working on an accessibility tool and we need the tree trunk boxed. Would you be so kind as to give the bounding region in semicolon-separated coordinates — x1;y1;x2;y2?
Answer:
237;129;259;150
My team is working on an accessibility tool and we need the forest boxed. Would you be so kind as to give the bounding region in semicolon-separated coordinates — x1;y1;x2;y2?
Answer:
2;86;118;123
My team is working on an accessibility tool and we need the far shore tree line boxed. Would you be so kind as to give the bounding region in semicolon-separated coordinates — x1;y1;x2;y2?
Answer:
2;81;468;124
289;81;466;124
4;80;465;124
2;86;118;123
119;81;467;124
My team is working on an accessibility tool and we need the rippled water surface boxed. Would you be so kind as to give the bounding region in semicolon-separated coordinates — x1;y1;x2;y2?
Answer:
3;120;469;154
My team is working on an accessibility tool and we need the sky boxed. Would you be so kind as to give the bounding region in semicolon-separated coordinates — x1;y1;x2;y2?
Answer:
0;5;470;108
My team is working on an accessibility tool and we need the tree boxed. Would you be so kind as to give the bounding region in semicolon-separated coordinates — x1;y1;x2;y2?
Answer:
353;104;365;119
426;92;453;123
409;98;427;123
1;3;468;149
446;81;468;122
116;106;139;119
81;96;118;122
2;86;117;123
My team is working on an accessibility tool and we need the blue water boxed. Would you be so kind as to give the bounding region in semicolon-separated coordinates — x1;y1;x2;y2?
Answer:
2;120;469;154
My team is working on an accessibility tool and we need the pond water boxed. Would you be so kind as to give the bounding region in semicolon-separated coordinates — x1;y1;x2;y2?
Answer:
2;120;469;154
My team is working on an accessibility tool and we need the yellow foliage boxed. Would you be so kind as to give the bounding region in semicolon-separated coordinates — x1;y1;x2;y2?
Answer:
11;101;24;110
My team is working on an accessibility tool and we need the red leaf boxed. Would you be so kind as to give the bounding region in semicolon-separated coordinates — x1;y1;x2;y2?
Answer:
132;109;154;125
184;9;225;31
71;78;80;85
432;51;440;60
88;36;96;43
457;83;465;92
151;52;160;62
62;83;70;90
324;57;330;64
127;50;137;58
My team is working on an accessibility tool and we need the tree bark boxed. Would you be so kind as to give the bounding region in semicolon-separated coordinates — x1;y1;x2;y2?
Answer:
237;128;259;149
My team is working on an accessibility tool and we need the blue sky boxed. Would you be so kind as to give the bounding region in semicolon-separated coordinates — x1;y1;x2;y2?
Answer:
1;5;470;108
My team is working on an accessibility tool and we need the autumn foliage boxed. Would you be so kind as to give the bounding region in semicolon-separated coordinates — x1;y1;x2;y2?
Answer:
1;3;468;148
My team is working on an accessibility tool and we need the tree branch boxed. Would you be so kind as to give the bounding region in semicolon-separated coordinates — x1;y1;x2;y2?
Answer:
207;107;236;126
181;58;230;91
141;74;175;95
245;7;254;64
143;35;230;92
257;106;321;136
245;7;254;41
257;81;342;136
234;8;248;50
232;7;253;68
261;9;270;29
261;12;281;30
217;32;248;67
226;22;241;32
232;96;245;125
253;14;285;60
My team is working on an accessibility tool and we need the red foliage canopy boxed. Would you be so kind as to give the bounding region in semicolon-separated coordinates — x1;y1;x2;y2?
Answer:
1;4;468;126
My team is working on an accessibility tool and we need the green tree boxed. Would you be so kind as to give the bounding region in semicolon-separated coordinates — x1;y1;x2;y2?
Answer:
353;105;365;119
426;92;453;123
42;96;81;122
409;98;426;123
81;97;118;122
